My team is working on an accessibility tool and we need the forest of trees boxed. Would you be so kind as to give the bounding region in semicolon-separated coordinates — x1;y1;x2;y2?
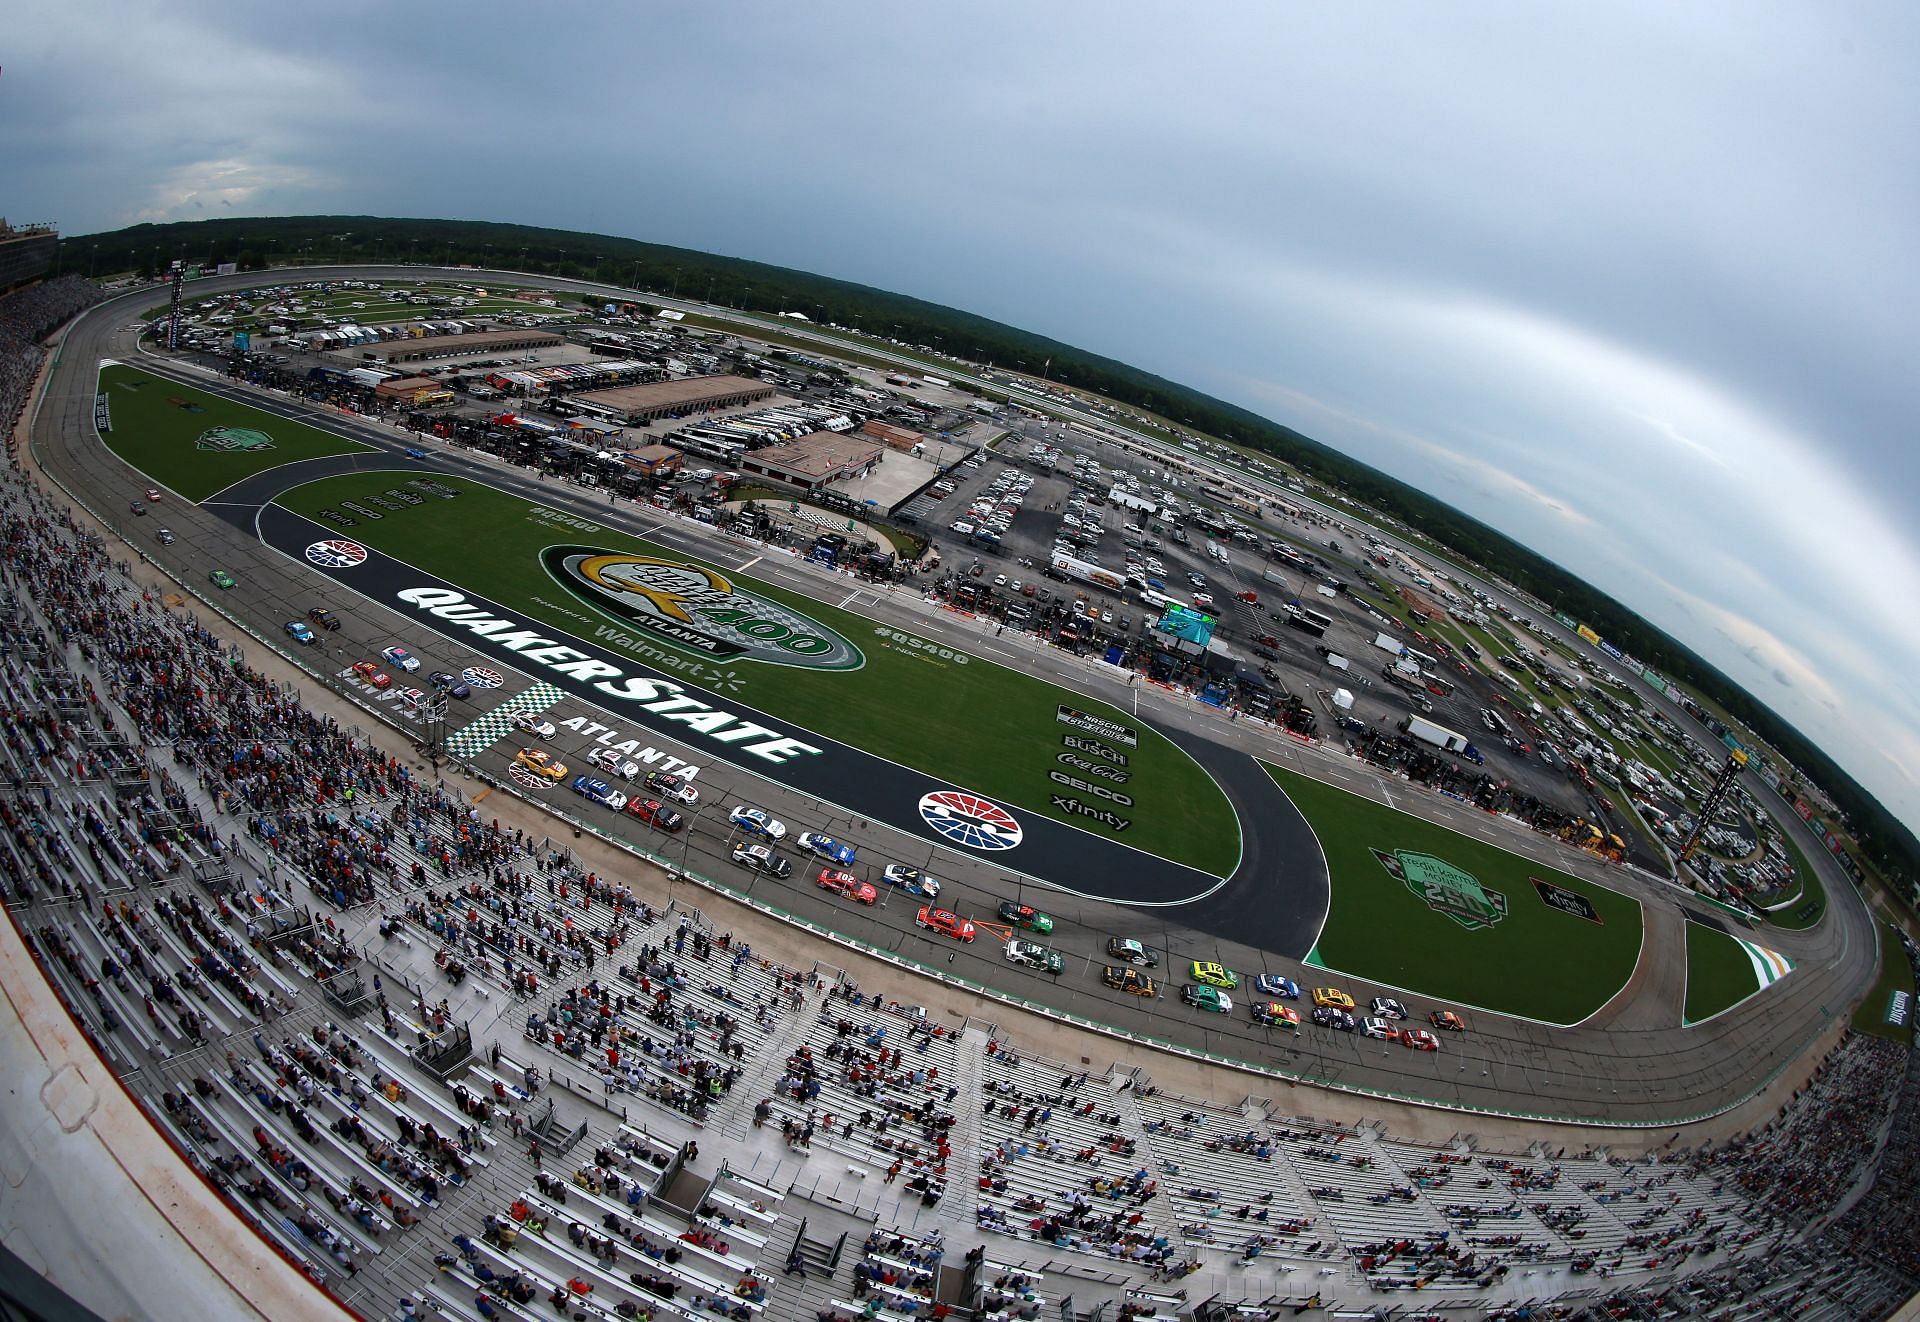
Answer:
62;214;1918;888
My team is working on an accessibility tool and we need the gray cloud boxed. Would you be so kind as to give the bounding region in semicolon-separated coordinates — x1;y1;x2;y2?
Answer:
5;0;1915;829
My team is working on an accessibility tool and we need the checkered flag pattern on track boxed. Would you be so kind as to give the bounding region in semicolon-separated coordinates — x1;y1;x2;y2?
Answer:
444;682;569;758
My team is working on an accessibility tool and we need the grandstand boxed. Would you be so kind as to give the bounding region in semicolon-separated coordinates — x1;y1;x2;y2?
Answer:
0;276;1917;1321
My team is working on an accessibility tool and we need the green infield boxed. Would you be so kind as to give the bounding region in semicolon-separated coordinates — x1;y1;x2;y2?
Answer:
95;363;372;500
1267;763;1643;1023
1766;819;1828;930
276;470;1240;875
1851;920;1918;1043
1681;920;1781;1024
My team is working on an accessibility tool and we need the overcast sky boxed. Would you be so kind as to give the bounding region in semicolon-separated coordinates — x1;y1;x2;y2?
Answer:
8;1;1917;834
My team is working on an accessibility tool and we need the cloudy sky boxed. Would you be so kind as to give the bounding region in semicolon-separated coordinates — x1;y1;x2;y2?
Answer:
7;1;1917;834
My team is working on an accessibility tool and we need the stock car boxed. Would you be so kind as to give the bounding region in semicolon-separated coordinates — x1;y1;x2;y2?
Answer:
209;569;237;590
729;805;787;840
308;607;341;631
881;866;941;900
144;487;163;503
1181;984;1233;1014
570;775;629;812
1360;1017;1400;1042
1311;987;1356;1011
1105;937;1158;968
1369;997;1410;1021
644;770;700;806
514;748;568;780
624;797;685;832
284;621;316;645
156;527;176;545
816;869;878;905
1429;1010;1467;1033
587;747;640;780
1401;1029;1441;1052
731;843;792;878
1254;975;1300;1000
428;671;472;700
350;662;392;689
798;833;857;866
915;908;976;942
1311;1006;1357;1032
512;711;557;739
381;646;421;673
1190;961;1239;990
1005;940;1066;975
1252;1002;1301;1030
997;902;1054;935
1102;966;1158;997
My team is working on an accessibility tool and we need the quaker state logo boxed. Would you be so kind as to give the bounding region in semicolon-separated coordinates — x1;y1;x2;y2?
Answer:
541;545;863;671
1373;848;1508;931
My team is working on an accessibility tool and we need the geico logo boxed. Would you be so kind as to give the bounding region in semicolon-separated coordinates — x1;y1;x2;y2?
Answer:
1056;753;1129;783
1060;735;1128;765
1047;769;1135;806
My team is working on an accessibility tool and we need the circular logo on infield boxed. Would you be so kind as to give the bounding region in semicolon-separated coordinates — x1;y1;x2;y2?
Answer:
462;666;505;690
305;539;368;568
918;790;1023;852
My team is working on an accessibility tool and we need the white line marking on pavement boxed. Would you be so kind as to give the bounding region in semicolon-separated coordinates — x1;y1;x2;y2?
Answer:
735;555;762;573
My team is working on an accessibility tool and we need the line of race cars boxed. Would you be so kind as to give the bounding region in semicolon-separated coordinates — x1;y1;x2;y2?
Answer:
503;706;1466;1043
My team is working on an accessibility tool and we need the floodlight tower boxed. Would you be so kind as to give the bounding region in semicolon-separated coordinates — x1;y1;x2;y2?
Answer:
164;262;186;350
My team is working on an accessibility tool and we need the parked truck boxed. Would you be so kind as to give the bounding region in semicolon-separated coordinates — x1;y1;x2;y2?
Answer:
1050;552;1126;593
1399;714;1484;763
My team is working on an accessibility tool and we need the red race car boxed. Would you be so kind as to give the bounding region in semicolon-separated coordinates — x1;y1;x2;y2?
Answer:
915;907;976;942
817;869;878;905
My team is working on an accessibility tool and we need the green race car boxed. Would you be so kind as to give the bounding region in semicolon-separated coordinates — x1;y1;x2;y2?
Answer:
209;569;236;590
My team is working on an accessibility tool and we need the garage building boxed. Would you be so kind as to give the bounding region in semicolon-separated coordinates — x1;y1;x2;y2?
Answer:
861;419;926;451
575;374;775;423
364;328;564;365
739;431;885;491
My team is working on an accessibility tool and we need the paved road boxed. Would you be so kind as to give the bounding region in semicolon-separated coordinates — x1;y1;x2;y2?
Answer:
26;270;1883;1126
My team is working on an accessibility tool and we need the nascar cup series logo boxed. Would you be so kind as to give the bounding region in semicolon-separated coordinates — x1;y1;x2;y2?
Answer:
542;546;864;671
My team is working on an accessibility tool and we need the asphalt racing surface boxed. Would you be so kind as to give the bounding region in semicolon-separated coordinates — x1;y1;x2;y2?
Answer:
27;268;1883;1126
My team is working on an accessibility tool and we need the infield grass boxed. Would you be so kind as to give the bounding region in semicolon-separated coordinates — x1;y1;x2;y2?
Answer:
1682;920;1763;1024
1266;763;1643;1024
276;470;1240;875
96;363;371;501
1850;921;1917;1043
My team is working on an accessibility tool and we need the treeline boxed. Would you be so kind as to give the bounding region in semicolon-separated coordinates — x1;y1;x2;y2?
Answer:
62;214;1918;886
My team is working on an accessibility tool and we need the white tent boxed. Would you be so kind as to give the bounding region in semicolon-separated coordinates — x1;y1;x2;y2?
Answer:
1331;688;1356;710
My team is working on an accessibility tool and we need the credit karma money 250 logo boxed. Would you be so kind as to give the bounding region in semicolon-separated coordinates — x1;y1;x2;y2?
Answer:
543;546;864;671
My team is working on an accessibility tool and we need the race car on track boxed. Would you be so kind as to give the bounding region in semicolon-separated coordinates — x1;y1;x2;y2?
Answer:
512;711;557;739
816;869;878;904
730;843;791;878
209;569;236;590
1360;1016;1400;1041
156;527;176;545
624;798;685;832
915;907;975;942
1369;997;1409;1021
1105;937;1157;968
570;775;629;812
381;645;421;673
881;866;941;900
1429;1010;1467;1032
514;748;567;780
1400;1028;1440;1052
284;621;316;645
308;606;340;631
1254;975;1300;999
996;902;1054;935
1252;1002;1301;1029
729;805;786;840
350;662;391;690
1102;966;1158;997
1311;1006;1357;1032
144;487;163;503
798;833;856;866
428;671;472;700
587;747;640;780
1005;940;1065;975
1181;984;1233;1014
644;770;700;806
1190;961;1239;990
1311;987;1355;1011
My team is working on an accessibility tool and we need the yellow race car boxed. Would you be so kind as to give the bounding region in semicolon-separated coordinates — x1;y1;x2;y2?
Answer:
1189;960;1239;990
515;747;568;781
1311;986;1356;1011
